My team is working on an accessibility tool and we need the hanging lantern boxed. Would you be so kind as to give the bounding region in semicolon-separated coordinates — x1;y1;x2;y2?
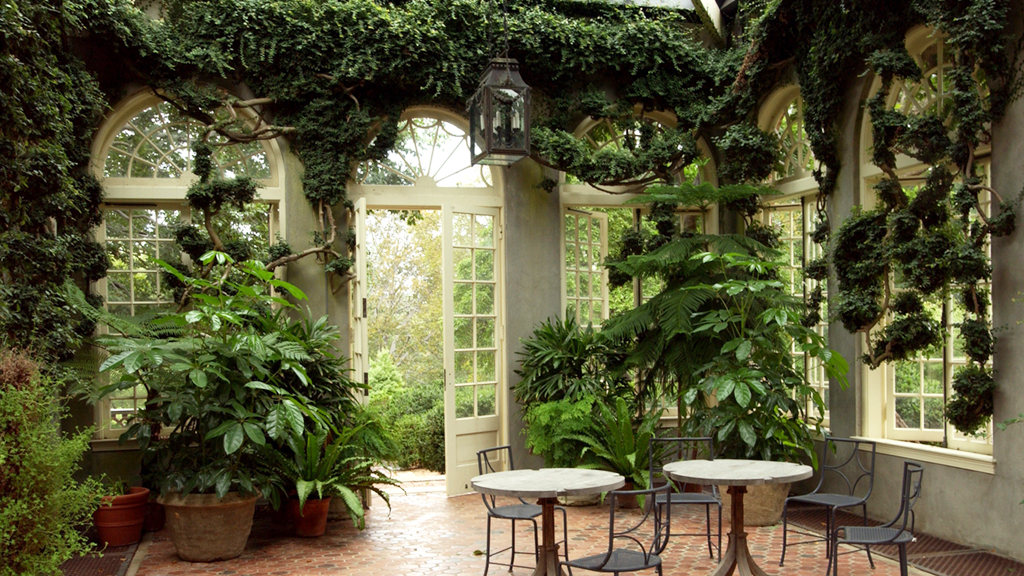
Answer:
468;58;531;166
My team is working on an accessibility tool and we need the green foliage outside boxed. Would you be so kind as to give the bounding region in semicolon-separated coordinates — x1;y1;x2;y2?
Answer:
0;351;101;576
367;350;445;473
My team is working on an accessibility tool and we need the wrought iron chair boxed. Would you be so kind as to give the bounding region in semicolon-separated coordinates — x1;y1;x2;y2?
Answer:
779;436;877;573
561;485;671;576
647;437;721;560
476;446;568;575
831;461;924;576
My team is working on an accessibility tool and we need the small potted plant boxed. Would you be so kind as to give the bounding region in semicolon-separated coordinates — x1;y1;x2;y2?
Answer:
93;479;150;547
270;426;400;537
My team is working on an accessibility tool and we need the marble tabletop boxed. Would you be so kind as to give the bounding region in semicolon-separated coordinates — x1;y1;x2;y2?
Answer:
662;459;812;486
470;468;625;499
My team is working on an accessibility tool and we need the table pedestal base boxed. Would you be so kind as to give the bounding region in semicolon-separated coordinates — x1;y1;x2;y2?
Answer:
532;497;567;576
710;486;770;576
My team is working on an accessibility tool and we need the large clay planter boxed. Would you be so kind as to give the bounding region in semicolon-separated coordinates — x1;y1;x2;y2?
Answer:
718;482;790;526
159;492;257;561
94;486;150;546
288;497;332;537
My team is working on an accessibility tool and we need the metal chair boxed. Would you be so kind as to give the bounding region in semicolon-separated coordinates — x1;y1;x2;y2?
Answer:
476;446;568;575
561;485;671;576
648;437;721;559
831;461;924;576
779;436;877;573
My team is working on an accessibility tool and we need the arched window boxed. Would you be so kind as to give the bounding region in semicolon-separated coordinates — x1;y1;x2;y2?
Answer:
758;87;828;425
772;95;815;181
356;117;492;187
103;102;271;180
91;92;285;441
859;28;992;456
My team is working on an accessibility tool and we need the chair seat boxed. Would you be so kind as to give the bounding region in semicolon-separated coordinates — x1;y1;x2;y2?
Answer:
839;525;913;546
490;503;542;520
564;549;661;572
657;492;719;505
790;493;866;508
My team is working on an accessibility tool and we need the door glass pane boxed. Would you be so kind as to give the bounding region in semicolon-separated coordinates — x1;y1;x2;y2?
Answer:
454;248;473;280
454;282;473;315
476;318;494;348
454;213;472;246
475;284;494;315
455;386;474;418
455;351;474;383
454;317;473;349
477;384;496;416
477;350;495;382
474;215;493;247
475;250;494;281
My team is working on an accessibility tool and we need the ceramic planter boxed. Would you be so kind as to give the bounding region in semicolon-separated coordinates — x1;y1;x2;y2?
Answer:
159;492;257;561
718;482;790;526
288;497;332;537
93;486;150;546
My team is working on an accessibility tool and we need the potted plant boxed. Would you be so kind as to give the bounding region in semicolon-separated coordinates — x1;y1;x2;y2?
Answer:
269;427;398;537
681;253;848;524
568;396;663;508
97;253;335;561
93;479;149;547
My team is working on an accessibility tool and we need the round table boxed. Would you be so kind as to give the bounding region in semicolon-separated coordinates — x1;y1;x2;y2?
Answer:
471;468;624;576
663;459;812;576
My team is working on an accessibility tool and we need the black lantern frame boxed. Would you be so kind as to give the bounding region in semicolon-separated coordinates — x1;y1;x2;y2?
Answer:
468;57;531;166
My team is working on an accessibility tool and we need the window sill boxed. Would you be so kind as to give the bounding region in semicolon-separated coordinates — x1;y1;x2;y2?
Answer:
90;438;140;452
851;436;995;475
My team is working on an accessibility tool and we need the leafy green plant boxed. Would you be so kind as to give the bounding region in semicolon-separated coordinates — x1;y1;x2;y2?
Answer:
0;351;102;576
523;396;599;468
683;253;847;464
514;315;627;407
571;396;663;489
267;427;399;528
96;252;335;499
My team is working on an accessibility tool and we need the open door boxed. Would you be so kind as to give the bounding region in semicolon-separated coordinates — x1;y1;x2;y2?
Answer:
443;205;503;495
349;198;369;406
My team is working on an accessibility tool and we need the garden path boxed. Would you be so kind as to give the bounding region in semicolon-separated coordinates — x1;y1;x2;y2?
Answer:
128;488;926;576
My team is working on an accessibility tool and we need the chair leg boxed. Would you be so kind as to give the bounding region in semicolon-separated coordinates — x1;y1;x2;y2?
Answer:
705;503;713;559
899;543;908;576
484;516;493;576
558;507;569;562
779;500;790;566
716;502;722;561
825;508;835;560
509;519;516;572
862;503;875;569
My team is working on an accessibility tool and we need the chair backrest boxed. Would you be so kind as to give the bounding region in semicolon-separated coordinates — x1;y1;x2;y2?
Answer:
592;485;671;569
476;445;520;510
887;460;924;534
811;436;877;501
649;437;715;492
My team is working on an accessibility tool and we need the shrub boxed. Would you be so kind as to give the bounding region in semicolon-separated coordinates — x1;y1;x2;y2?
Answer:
367;352;444;472
0;351;101;576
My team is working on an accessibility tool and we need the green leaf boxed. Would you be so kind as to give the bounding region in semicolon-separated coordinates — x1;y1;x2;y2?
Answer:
735;340;752;361
215;471;231;499
242;422;265;446
185;310;204;324
269;279;308;301
738;420;756;447
189;369;208;388
734;382;751;407
224;422;245;454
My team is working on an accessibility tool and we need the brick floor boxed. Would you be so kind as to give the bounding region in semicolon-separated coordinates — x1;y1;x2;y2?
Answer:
132;490;926;576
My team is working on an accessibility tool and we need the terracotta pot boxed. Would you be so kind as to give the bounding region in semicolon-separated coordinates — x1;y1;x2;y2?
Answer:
94;486;150;546
159;492;257;561
718;482;790;527
288;497;332;537
143;501;165;532
616;482;640;509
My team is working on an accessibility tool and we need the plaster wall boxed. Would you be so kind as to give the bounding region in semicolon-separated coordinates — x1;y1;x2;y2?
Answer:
502;161;563;470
